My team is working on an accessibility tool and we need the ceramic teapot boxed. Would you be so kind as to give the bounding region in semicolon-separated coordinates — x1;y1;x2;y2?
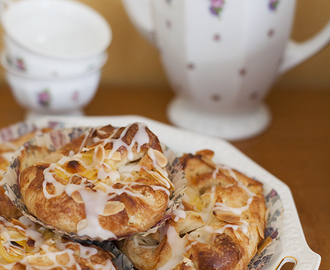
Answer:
123;0;330;140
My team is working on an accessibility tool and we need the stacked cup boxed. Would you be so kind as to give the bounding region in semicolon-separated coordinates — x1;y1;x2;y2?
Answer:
0;0;112;118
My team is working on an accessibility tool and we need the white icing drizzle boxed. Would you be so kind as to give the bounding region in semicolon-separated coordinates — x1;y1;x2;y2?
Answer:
39;123;173;240
76;188;117;239
184;240;198;252
158;225;186;270
150;184;171;196
0;216;116;270
98;163;120;182
213;197;254;216
210;164;256;236
64;179;89;197
172;203;187;222
42;163;65;199
214;220;249;235
213;164;256;198
190;220;249;244
88;122;151;161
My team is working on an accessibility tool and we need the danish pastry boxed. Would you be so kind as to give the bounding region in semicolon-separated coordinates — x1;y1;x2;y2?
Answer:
0;128;52;219
19;123;175;240
118;149;267;270
0;216;117;270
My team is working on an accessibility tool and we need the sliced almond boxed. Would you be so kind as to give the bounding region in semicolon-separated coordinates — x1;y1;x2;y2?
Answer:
100;163;112;173
154;167;175;190
9;245;24;257
213;210;241;223
102;201;125;216
256;236;273;255
201;156;217;169
7;227;26;241
111;151;122;161
148;149;168;167
77;219;88;231
0;232;8;242
93;183;108;193
71;191;84;204
27;255;54;266
56;252;70;265
93;144;105;168
11;219;27;230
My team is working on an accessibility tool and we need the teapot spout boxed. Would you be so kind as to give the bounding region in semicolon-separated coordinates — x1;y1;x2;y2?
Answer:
122;0;156;45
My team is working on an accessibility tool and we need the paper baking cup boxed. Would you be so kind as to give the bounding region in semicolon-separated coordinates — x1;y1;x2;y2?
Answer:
248;185;283;270
0;119;65;144
2;126;186;242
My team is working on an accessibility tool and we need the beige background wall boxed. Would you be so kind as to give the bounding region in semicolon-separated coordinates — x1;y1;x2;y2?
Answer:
0;0;329;89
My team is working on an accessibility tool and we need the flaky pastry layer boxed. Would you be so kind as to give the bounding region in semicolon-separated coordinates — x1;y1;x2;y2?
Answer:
19;123;174;240
118;149;267;270
0;128;52;219
0;216;116;270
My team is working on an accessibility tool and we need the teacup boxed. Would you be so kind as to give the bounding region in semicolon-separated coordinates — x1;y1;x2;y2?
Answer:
3;34;109;77
1;0;112;77
122;0;330;140
1;52;106;118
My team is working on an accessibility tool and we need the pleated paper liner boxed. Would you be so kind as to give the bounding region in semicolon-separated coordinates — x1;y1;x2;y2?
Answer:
0;119;65;145
2;125;186;243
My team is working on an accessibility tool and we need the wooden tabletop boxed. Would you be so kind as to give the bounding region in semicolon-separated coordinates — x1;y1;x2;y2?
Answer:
0;84;329;270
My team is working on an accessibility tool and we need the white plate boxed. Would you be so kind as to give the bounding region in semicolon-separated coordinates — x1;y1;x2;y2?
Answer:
12;115;322;270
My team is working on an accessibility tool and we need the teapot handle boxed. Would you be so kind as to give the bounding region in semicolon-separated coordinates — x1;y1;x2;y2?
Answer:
121;0;156;45
279;20;330;74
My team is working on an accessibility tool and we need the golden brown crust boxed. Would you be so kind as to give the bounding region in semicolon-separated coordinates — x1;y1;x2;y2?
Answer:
19;123;173;240
0;128;52;219
118;149;267;270
0;187;22;219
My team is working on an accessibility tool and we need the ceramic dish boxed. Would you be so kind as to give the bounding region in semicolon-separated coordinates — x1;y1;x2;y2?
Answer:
1;115;321;270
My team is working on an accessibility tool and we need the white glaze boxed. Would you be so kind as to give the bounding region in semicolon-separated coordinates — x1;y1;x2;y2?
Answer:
39;123;173;240
213;197;254;216
158;225;186;270
0;216;116;269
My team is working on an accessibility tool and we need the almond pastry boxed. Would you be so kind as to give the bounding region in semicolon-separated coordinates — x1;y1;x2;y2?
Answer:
19;123;174;240
0;216;117;269
118;149;267;270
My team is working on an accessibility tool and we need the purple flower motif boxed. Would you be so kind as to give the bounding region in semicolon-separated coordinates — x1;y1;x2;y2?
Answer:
72;91;79;102
16;58;26;71
210;0;225;17
269;0;279;11
38;89;51;107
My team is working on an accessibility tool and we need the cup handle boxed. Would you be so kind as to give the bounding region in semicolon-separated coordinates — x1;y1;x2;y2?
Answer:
279;20;330;74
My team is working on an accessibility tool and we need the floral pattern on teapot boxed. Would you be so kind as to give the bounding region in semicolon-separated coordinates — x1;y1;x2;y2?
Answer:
269;0;280;11
38;89;51;107
210;0;225;17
